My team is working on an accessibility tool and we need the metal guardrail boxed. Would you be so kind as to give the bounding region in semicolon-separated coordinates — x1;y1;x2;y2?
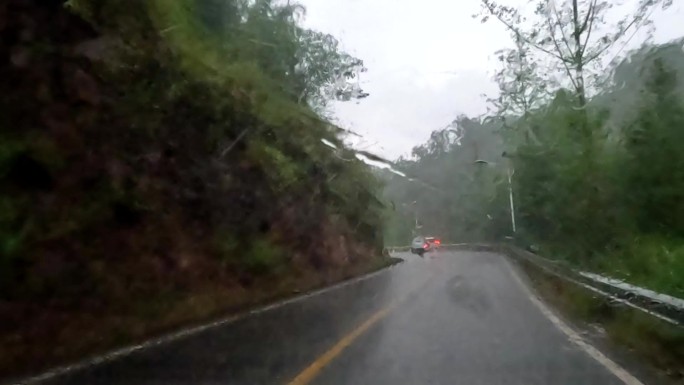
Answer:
578;271;684;309
388;243;684;326
500;244;684;326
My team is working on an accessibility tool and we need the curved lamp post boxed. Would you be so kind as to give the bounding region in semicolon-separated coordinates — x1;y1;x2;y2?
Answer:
473;159;516;234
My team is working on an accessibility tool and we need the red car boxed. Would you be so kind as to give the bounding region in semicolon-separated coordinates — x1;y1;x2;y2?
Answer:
425;237;441;249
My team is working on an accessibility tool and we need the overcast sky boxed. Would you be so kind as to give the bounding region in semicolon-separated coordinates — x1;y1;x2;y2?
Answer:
299;0;684;159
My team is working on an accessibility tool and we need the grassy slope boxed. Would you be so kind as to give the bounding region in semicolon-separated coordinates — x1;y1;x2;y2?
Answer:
0;0;389;379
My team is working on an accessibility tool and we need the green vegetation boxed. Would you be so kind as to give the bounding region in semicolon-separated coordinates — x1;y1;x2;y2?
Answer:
0;0;387;376
591;235;684;299
383;0;684;298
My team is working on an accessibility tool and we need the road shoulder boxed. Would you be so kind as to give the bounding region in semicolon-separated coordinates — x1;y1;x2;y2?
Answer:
507;255;683;385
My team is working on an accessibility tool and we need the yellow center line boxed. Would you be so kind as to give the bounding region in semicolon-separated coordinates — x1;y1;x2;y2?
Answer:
287;305;395;385
286;277;433;385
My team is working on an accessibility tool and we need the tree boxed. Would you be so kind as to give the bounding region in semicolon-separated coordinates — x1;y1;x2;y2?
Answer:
383;115;506;243
196;0;241;35
191;0;368;112
623;58;684;233
489;34;548;146
476;0;673;116
294;29;368;109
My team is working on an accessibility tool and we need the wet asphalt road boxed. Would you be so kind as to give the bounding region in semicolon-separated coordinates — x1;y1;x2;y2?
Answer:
40;251;631;385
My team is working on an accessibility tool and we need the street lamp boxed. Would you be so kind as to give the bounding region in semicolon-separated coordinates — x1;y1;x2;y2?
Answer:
473;159;516;234
401;200;420;234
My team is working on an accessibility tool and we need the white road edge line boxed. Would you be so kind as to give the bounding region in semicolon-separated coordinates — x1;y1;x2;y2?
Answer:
502;258;645;385
10;259;404;385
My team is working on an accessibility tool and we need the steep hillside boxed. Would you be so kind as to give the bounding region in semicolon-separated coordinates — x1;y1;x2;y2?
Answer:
0;0;387;377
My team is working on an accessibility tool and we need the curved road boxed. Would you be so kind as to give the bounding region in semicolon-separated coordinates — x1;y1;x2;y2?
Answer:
37;251;638;385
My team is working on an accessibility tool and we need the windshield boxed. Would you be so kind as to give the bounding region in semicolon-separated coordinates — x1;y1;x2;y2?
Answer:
3;1;682;384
